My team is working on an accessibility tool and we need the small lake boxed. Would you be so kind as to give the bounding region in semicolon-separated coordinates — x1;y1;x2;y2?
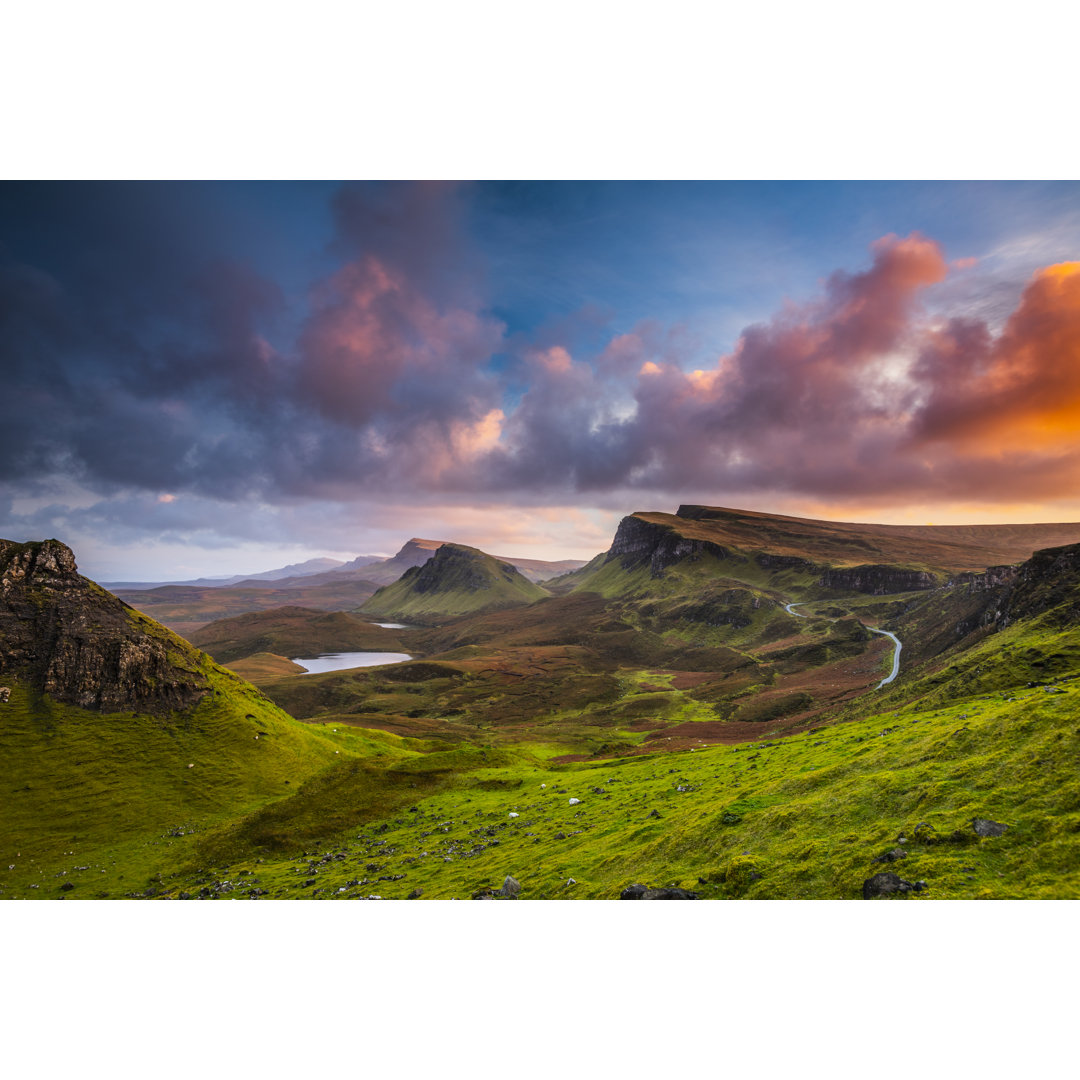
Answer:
372;622;411;629
290;652;412;674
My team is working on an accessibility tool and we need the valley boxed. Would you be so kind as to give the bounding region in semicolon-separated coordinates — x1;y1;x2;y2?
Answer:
5;505;1080;900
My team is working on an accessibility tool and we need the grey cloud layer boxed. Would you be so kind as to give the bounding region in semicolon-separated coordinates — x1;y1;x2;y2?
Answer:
3;184;1080;524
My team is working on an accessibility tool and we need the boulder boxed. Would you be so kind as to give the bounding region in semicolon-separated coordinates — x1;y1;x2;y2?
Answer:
620;884;699;900
972;818;1008;838
862;872;926;899
499;875;522;899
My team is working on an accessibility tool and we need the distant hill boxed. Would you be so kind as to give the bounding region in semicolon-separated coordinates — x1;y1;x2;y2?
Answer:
350;538;587;587
191;606;407;665
361;543;548;623
102;556;352;591
112;576;380;638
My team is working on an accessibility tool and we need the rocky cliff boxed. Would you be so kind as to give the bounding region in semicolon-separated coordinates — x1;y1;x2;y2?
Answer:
0;538;210;712
817;565;941;595
606;515;737;576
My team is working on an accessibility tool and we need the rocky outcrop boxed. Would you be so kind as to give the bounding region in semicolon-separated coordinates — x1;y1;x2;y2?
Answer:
0;539;210;713
606;515;734;577
950;565;1019;592
818;565;940;595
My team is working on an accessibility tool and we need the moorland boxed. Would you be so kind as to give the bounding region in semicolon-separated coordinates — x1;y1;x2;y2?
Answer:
4;504;1080;900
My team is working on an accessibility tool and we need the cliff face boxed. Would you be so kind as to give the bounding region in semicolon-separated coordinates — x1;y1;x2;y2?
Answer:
817;565;941;595
606;516;735;576
0;539;209;713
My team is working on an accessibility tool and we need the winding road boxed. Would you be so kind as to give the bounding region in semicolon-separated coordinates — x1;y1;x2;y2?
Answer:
867;628;902;688
783;598;902;689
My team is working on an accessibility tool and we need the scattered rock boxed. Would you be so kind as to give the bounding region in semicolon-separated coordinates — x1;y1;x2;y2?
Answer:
862;872;926;899
552;832;566;840
499;875;521;899
646;809;661;819
972;818;1008;838
872;848;908;863
407;888;423;899
508;812;519;818
0;687;10;703
620;884;699;899
568;797;581;806
59;882;74;891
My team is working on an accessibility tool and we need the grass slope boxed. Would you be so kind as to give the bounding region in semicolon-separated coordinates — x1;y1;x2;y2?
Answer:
136;674;1080;900
361;543;548;623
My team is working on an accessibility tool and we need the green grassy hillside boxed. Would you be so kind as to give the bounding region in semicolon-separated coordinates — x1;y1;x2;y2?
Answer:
361;543;548;623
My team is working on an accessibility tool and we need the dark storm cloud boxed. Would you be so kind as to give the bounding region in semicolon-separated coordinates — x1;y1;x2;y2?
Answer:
4;180;1080;529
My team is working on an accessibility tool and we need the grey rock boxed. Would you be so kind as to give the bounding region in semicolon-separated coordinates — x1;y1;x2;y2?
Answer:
972;818;1008;838
499;875;521;899
620;883;699;900
407;888;423;899
862;872;925;899
872;848;908;863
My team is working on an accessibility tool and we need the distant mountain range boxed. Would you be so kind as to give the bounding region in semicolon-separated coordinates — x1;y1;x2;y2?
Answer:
103;541;586;591
101;556;368;590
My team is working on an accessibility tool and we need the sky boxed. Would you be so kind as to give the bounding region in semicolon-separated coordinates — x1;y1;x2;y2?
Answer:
2;180;1080;580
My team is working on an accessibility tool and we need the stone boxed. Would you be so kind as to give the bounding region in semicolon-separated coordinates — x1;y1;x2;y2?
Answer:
568;797;581;806
872;848;908;863
646;809;661;819
862;872;925;899
0;538;210;713
620;883;699;899
508;812;519;818
499;875;521;899
59;882;74;891
972;818;1008;838
0;687;10;703
407;888;423;899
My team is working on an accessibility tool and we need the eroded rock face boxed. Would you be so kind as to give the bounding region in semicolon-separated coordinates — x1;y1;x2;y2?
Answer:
0;539;209;713
607;516;732;577
818;565;940;595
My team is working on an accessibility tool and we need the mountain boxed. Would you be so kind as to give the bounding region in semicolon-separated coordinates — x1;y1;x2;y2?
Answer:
102;556;350;591
564;504;1080;600
501;556;589;583
350;538;446;586
360;543;549;623
350;538;587;587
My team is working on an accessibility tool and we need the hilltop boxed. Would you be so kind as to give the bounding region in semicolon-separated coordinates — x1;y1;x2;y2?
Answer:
360;543;549;623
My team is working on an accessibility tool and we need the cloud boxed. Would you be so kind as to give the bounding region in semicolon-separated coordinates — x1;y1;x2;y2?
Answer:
5;181;1080;575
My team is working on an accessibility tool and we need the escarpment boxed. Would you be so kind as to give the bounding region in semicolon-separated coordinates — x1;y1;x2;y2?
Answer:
817;565;941;595
0;538;210;712
606;515;736;576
